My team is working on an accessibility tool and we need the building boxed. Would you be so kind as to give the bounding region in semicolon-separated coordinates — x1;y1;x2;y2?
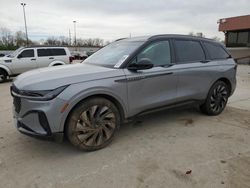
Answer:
218;15;250;63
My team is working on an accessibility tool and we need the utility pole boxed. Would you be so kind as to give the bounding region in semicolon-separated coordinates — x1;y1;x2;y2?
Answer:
69;29;71;46
21;3;29;46
73;20;77;50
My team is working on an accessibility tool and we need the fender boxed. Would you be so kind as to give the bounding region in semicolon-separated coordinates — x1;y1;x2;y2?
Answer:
0;64;11;75
58;87;128;132
48;61;66;66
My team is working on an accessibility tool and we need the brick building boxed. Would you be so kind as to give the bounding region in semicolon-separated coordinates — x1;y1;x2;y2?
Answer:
218;15;250;63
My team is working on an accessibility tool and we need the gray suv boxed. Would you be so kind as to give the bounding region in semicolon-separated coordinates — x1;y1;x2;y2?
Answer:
11;35;237;151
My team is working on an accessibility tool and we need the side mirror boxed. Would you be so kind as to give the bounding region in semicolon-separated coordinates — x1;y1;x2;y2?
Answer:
128;58;153;71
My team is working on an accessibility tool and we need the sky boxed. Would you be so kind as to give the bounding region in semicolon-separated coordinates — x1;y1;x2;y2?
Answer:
0;0;249;42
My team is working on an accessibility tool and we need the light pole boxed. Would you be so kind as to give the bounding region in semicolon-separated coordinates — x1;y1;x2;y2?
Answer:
73;21;77;48
21;3;29;46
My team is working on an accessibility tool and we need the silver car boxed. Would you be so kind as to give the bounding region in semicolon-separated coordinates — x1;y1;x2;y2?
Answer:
11;35;237;151
0;46;72;82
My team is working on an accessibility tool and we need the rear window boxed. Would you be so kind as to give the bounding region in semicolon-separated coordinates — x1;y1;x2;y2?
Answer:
51;49;66;56
37;48;66;57
203;42;229;60
174;40;205;63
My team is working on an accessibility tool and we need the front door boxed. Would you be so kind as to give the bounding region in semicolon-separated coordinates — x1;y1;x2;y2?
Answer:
11;49;37;74
124;40;178;116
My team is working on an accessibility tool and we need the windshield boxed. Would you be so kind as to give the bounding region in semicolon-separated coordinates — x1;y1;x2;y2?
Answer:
84;40;143;67
7;47;24;58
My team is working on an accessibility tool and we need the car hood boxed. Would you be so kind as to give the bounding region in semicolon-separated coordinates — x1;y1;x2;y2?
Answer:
0;56;12;62
14;63;125;90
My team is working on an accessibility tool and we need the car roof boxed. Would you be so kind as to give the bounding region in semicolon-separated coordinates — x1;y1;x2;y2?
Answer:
120;34;216;43
22;46;68;49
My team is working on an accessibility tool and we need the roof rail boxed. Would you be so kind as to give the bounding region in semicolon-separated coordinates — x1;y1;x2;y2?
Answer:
114;38;128;42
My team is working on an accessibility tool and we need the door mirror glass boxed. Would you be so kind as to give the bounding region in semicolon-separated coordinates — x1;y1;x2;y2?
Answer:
128;58;153;71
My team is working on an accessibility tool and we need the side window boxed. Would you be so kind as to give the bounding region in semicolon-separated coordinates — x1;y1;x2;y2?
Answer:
18;49;34;58
174;40;205;63
137;41;171;66
37;49;51;57
203;42;229;60
51;49;66;56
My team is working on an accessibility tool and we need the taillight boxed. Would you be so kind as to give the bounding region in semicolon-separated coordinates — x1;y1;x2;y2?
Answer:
234;64;238;71
69;56;74;63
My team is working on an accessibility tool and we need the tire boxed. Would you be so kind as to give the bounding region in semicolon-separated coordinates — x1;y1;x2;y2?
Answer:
66;98;121;151
0;69;7;83
200;81;230;116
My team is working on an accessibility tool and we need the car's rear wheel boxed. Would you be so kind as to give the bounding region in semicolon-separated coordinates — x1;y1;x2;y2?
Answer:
200;81;230;116
66;98;121;151
0;69;7;83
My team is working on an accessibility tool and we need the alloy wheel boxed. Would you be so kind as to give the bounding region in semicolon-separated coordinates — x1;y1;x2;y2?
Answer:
209;84;228;113
73;105;116;147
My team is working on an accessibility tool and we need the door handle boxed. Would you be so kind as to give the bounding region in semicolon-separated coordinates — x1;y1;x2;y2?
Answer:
31;58;36;61
49;57;54;59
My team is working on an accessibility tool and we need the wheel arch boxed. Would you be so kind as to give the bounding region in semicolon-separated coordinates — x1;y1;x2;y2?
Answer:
62;93;126;134
49;61;65;66
215;77;232;94
0;65;11;76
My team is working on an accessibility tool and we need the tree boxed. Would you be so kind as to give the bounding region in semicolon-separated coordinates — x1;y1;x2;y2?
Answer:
0;26;106;50
14;31;26;46
0;27;14;48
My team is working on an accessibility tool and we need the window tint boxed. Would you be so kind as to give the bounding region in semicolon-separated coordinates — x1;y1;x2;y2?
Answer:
37;49;51;57
19;49;34;58
51;49;66;56
203;42;229;60
174;40;205;63
137;41;171;66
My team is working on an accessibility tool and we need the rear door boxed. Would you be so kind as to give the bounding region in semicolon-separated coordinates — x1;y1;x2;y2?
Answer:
37;48;67;67
172;39;215;102
11;49;37;74
50;48;67;63
124;40;179;116
36;48;52;68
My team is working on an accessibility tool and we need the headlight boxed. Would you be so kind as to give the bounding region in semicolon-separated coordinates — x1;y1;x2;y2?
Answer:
11;85;68;101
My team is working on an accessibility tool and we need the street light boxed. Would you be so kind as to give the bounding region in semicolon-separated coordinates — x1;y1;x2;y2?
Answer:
21;3;29;46
73;21;77;47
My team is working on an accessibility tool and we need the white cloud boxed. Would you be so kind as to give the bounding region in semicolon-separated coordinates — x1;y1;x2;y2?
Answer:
0;0;249;41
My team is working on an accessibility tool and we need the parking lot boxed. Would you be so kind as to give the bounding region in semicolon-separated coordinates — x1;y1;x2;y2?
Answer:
0;65;249;188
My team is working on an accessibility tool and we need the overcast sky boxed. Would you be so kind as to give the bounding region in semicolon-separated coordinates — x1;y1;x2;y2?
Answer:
0;0;249;41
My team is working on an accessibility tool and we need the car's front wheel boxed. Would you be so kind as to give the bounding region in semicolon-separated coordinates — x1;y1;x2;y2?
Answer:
200;81;230;116
0;69;7;83
66;97;121;151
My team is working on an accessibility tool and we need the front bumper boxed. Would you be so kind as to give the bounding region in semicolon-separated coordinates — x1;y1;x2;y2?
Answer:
11;86;66;141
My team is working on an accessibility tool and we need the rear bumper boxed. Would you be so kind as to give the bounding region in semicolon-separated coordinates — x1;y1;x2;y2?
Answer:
230;76;237;97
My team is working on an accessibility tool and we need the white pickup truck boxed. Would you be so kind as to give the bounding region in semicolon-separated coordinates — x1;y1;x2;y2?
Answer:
0;46;72;82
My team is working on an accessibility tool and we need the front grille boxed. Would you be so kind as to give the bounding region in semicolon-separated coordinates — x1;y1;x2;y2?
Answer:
13;96;21;113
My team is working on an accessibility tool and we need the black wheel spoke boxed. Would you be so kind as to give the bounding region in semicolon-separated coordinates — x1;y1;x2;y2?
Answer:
209;83;228;113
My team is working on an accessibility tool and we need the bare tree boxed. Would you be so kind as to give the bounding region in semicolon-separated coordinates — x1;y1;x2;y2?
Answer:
0;27;14;47
14;31;26;46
